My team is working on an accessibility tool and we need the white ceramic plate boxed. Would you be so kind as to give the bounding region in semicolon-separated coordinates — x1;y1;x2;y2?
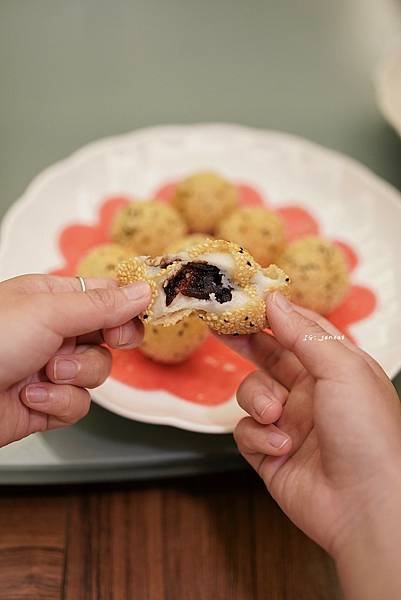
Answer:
375;45;401;136
1;124;401;433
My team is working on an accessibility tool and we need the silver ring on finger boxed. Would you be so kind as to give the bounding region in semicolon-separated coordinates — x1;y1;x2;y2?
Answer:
76;276;87;293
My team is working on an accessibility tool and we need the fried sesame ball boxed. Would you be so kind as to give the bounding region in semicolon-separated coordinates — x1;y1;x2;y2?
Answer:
216;207;285;267
141;315;208;364
167;234;213;253
117;239;290;335
171;172;238;233
76;244;131;279
277;236;349;314
111;201;187;256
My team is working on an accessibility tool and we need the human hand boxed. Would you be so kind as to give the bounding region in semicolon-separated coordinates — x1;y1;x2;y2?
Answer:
0;274;150;447
226;293;401;598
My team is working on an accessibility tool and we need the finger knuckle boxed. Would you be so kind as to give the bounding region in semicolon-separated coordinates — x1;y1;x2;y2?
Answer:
91;349;112;387
75;391;91;421
234;417;254;450
57;386;75;420
237;370;262;399
350;353;371;375
87;288;118;314
291;320;320;353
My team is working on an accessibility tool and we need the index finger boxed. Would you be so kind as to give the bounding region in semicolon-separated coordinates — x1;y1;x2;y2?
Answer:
266;293;361;382
3;274;118;295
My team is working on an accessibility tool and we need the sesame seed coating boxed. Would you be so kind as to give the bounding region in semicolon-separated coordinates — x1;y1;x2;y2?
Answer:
171;172;238;233
141;315;209;364
277;236;349;314
116;239;289;335
167;234;213;253
76;244;132;279
216;206;285;266
111;200;187;256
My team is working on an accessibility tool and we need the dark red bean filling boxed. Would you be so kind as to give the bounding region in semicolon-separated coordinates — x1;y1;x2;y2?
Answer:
164;262;233;307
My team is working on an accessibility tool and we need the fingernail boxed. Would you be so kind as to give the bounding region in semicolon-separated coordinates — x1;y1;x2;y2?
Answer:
122;281;150;301
118;325;134;346
25;385;48;404
266;430;290;448
54;358;78;381
273;292;293;314
254;395;278;418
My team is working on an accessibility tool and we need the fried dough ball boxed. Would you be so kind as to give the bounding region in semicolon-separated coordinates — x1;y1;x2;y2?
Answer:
76;244;131;279
171;172;238;233
141;315;208;364
277;236;349;314
167;234;213;253
111;201;187;256
117;239;289;335
216;207;285;266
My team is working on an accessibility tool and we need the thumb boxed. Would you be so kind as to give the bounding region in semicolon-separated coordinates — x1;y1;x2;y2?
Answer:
266;292;357;381
36;281;151;338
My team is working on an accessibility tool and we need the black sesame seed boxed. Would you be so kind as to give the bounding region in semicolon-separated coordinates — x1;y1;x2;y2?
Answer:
239;248;244;254
224;319;229;323
244;316;249;321
285;277;290;282
246;261;252;266
233;333;240;336
143;314;148;320
250;323;255;327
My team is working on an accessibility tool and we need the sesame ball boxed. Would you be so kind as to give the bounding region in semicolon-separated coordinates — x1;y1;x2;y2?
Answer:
141;315;208;364
111;201;187;256
167;234;213;253
117;239;290;335
76;244;131;279
171;172;238;233
277;236;349;314
216;207;285;266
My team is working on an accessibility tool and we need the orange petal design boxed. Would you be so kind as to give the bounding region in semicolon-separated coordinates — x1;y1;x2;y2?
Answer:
52;184;376;406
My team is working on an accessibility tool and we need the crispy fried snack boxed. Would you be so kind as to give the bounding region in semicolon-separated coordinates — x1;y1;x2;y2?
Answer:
111;201;187;256
117;239;289;335
216;206;285;266
77;244;132;279
167;234;213;253
277;236;349;314
171;172;238;233
141;315;208;364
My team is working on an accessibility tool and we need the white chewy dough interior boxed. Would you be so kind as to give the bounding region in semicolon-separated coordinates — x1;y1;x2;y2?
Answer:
142;250;282;323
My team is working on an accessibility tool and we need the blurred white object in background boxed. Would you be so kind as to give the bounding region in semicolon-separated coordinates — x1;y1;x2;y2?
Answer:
375;45;401;136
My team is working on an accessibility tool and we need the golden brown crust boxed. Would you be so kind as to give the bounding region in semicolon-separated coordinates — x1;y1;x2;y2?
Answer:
167;234;213;253
171;172;238;233
141;315;208;364
216;207;285;266
117;239;289;335
76;244;131;279
277;236;348;314
111;201;187;256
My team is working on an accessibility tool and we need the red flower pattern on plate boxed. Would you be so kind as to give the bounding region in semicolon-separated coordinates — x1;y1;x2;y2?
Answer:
52;183;376;406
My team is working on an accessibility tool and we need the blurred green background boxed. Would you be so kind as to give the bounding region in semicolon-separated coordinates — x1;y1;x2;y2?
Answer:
0;0;400;221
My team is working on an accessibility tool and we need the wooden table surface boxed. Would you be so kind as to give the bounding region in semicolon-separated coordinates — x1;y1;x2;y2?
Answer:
0;470;342;600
